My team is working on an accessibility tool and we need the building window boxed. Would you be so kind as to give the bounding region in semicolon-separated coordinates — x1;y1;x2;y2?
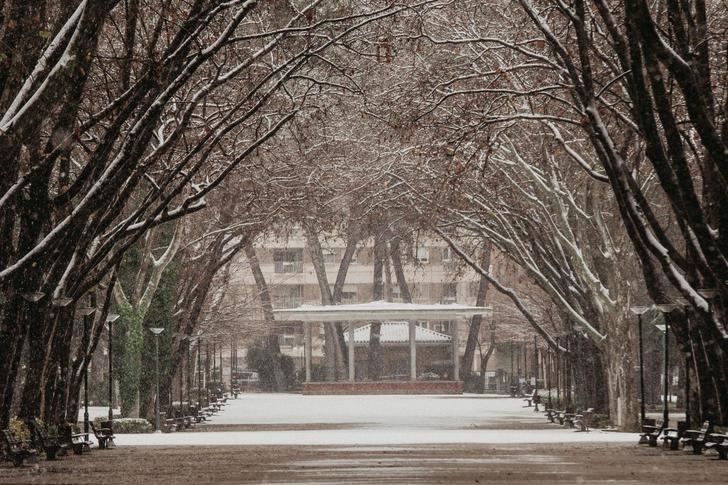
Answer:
432;321;452;334
322;248;337;264
340;290;357;303
415;246;429;263
273;248;303;273
272;285;303;308
279;325;302;347
441;283;457;304
441;246;453;262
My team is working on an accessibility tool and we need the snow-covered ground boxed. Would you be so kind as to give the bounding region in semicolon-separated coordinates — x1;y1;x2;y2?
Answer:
114;393;638;446
77;406;119;421
210;393;543;429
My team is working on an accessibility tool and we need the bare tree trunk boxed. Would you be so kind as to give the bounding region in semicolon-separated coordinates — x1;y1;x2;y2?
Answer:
304;227;345;381
388;234;412;303
332;224;362;366
244;243;286;391
479;327;497;392
462;245;491;383
367;229;387;380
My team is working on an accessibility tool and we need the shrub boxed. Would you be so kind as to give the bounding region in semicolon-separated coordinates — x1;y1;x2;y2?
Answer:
246;341;296;391
95;417;152;433
9;418;30;441
591;414;610;429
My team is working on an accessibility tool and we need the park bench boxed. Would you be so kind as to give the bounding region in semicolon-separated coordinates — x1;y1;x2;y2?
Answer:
60;424;92;454
661;421;687;451
681;420;712;454
182;415;195;429
189;406;205;423
159;412;177;432
574;408;594;432
639;418;656;444
705;427;728;460
523;389;538;408
1;429;38;466
202;405;218;416
545;409;557;423
562;412;576;428
555;410;575;428
639;419;664;447
555;409;566;426
90;421;115;449
174;414;195;431
28;420;66;459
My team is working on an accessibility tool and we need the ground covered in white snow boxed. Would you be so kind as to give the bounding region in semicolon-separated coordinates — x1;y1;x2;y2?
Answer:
6;395;728;484
115;393;637;446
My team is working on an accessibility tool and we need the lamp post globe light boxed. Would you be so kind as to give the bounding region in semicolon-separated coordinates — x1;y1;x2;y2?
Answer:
149;327;165;433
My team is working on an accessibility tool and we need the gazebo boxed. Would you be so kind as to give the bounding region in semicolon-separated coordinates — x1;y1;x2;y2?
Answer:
273;301;491;394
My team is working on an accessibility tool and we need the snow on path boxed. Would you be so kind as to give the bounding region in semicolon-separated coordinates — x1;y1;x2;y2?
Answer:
116;427;637;446
114;393;638;446
209;393;545;429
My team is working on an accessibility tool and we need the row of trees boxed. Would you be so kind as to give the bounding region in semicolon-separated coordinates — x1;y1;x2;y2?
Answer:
1;0;725;432
0;0;440;427
374;0;727;427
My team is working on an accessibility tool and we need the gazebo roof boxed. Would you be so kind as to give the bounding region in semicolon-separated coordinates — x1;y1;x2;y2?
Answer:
344;322;451;345
273;301;492;322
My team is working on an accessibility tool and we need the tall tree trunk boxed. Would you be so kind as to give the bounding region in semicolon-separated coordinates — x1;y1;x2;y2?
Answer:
304;227;345;380
367;229;387;380
479;327;497;392
115;227;180;417
462;246;491;382
244;243;286;391
388;234;412;303
332;224;362;365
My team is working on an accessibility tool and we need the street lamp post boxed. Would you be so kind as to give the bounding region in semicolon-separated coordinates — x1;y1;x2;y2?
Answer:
533;336;539;411
106;313;120;422
546;347;552;408
555;337;561;405
149;327;165;433
658;321;670;424
186;337;193;412
77;304;96;438
198;338;203;409
630;306;650;425
655;303;683;427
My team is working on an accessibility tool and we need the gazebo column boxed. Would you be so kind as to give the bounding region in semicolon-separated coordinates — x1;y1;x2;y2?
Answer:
304;323;312;383
348;324;355;381
409;321;416;381
452;320;460;381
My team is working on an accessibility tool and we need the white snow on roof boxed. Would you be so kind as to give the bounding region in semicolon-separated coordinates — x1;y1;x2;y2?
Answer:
343;322;451;345
274;300;492;322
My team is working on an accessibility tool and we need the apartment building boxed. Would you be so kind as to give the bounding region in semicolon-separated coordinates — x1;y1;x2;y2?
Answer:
228;230;538;385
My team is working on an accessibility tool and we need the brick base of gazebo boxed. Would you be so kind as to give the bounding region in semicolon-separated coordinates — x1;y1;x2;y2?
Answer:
303;381;463;395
